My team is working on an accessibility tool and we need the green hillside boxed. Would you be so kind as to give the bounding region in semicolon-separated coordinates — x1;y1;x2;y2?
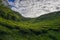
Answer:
0;0;60;40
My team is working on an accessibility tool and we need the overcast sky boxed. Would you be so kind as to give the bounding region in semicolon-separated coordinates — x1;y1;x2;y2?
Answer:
7;0;60;18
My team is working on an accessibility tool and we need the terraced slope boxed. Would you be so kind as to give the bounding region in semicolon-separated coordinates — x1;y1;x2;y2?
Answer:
0;0;60;40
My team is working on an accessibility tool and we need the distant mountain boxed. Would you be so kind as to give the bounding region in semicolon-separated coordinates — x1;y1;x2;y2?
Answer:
0;0;60;40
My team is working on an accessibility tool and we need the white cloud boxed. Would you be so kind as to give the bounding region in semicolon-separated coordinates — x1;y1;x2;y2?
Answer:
7;0;60;18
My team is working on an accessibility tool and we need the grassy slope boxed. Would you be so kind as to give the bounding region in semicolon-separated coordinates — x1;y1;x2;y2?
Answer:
0;0;60;40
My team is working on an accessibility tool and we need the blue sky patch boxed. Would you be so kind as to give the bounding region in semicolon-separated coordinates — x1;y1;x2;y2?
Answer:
8;0;15;2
